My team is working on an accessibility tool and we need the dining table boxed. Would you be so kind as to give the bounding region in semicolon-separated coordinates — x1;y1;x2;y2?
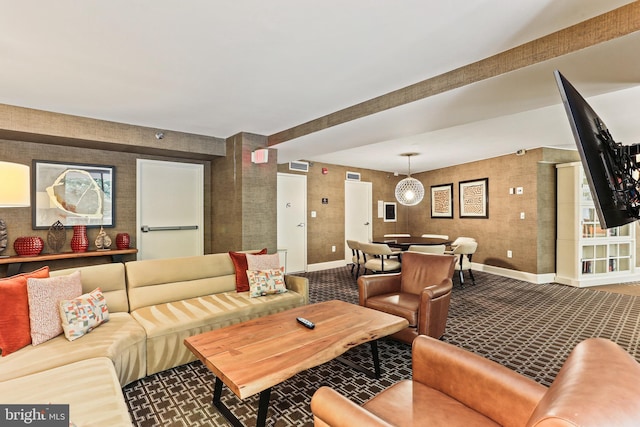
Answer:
372;236;451;251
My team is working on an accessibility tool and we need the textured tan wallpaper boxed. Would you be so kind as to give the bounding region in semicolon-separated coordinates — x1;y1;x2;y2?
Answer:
279;148;581;274
4;134;626;278
0;138;212;275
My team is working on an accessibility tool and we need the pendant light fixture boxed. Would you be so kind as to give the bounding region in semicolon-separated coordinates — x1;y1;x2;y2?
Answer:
395;153;424;206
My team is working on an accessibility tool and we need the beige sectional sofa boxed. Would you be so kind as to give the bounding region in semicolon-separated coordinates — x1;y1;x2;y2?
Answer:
0;252;309;426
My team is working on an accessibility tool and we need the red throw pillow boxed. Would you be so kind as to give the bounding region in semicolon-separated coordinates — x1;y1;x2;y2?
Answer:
229;249;267;292
0;266;50;356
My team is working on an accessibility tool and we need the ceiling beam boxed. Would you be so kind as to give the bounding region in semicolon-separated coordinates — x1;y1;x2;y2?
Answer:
268;1;640;147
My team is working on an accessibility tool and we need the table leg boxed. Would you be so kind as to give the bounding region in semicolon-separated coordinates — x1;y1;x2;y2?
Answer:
212;377;272;427
256;387;272;427
370;340;381;378
335;340;381;379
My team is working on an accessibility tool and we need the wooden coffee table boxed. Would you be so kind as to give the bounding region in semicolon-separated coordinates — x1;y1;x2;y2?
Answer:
184;300;408;427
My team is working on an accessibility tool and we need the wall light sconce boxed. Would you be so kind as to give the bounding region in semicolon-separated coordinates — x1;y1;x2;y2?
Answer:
251;148;269;164
0;161;31;257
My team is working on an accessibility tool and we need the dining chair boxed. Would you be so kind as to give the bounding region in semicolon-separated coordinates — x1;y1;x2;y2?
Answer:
407;244;446;254
444;236;476;254
346;239;365;277
359;242;402;274
452;241;478;287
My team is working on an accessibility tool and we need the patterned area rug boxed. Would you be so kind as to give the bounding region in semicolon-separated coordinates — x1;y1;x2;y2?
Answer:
123;268;640;426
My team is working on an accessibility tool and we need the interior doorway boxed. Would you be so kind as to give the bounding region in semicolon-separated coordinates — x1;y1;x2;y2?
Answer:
136;159;204;260
344;180;372;263
277;173;307;273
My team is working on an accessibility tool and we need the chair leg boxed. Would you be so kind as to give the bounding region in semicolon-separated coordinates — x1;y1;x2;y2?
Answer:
468;269;476;285
350;263;355;276
458;270;464;288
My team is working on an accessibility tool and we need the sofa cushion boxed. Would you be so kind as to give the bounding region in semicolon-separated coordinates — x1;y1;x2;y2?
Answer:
126;253;240;311
27;271;83;345
0;312;146;386
0;267;50;356
0;357;132;427
131;288;306;375
59;288;110;341
229;248;267;292
51;263;129;313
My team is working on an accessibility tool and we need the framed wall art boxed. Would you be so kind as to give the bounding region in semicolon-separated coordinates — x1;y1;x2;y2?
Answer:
430;183;453;218
459;178;488;218
383;202;397;222
32;160;115;229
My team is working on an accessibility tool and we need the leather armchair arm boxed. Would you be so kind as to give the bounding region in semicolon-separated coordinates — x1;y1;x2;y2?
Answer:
417;278;453;336
357;273;401;306
311;386;393;427
421;277;453;300
412;336;546;427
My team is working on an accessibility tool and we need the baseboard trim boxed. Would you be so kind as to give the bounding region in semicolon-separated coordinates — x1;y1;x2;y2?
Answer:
306;260;347;272
554;272;640;287
307;260;560;285
472;263;556;284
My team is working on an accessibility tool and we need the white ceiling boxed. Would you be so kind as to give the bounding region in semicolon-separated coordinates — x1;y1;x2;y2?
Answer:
1;1;639;173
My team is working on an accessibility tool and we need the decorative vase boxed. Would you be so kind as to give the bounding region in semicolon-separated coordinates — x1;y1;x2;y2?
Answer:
14;236;44;256
47;220;66;253
116;233;130;250
70;225;89;253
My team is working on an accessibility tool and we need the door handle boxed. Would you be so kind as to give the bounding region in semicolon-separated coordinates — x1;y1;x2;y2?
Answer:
297;223;305;227
364;222;370;226
141;225;199;232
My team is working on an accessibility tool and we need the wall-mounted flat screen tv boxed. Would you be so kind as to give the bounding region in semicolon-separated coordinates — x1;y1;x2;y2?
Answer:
554;70;640;229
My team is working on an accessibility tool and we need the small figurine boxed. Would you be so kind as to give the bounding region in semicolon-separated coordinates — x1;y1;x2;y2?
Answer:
0;219;7;256
95;226;112;250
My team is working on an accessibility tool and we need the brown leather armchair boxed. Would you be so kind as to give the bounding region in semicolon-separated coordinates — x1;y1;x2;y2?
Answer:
358;251;455;343
311;336;640;426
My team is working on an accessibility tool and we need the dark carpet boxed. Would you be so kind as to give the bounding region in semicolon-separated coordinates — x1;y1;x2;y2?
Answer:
123;268;640;426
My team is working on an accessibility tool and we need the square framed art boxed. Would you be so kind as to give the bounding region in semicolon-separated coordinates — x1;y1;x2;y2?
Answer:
459;178;488;218
383;202;397;222
32;160;115;229
430;183;453;218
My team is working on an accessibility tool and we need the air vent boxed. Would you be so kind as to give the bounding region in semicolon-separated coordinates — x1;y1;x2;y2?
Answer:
289;161;309;172
346;171;361;181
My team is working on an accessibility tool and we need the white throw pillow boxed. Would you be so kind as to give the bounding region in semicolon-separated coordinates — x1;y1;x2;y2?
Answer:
27;271;83;345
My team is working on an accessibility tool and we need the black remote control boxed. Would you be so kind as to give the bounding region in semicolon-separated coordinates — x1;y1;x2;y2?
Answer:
296;317;315;329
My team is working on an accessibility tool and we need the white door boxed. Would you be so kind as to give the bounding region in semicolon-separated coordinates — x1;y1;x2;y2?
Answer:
345;180;372;262
277;173;307;273
137;159;204;260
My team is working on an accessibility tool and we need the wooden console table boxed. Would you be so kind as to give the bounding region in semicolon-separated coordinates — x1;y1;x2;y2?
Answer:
0;248;138;276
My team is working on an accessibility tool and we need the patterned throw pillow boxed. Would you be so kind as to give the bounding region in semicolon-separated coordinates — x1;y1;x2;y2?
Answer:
27;271;83;346
229;249;267;292
59;288;110;341
0;267;50;356
247;269;288;298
